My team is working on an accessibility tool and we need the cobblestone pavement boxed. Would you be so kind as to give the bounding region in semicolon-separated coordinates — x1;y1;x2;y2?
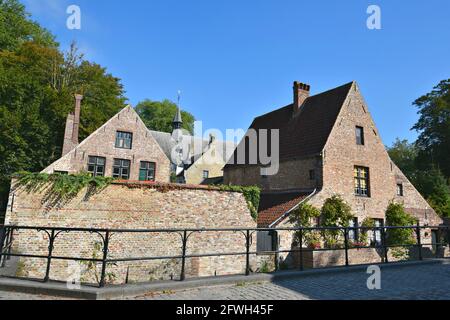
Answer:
0;263;449;300
132;263;450;300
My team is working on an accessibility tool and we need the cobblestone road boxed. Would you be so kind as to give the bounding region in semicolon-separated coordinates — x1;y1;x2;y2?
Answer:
133;263;450;300
0;263;449;300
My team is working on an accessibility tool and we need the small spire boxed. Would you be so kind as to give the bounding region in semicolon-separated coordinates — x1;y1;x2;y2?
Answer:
173;90;183;130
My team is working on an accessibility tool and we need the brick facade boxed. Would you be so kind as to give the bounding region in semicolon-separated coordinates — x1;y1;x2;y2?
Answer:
44;106;171;183
224;81;442;227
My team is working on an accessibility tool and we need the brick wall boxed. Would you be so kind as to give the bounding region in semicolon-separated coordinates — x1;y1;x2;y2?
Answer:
5;181;257;284
224;157;321;192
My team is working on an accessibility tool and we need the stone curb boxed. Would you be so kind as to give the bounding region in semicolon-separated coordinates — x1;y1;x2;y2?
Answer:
0;259;448;300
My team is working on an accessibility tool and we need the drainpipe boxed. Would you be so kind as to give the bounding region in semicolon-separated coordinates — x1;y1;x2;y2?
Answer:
268;188;318;228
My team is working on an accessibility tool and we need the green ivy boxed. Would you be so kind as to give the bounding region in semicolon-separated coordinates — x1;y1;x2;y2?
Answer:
14;171;113;204
218;185;261;221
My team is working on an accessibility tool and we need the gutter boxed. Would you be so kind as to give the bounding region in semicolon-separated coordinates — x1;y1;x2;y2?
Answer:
268;188;318;228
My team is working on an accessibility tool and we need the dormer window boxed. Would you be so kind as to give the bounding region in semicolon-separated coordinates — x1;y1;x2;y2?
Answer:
356;126;365;145
115;131;133;149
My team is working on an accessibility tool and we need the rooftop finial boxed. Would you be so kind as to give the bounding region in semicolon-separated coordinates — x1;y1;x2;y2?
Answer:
173;90;183;130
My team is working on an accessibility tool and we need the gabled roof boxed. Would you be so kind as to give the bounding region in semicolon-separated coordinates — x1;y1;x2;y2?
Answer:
227;82;354;165
257;190;313;227
149;130;235;166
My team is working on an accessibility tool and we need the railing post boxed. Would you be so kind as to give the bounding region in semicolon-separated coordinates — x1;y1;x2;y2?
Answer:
44;229;55;282
99;230;110;288
0;226;6;267
298;228;304;271
416;223;423;261
381;226;389;263
344;228;349;267
245;230;251;276
180;230;188;281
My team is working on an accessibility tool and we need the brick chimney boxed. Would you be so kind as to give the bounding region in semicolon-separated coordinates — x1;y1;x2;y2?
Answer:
293;81;310;113
62;94;83;156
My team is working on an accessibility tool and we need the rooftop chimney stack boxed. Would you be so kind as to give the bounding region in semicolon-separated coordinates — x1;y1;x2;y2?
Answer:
72;94;83;144
293;81;310;113
62;94;83;156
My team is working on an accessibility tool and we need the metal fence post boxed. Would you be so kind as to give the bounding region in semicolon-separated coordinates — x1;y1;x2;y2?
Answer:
180;230;188;281
0;226;6;267
344;228;349;267
416;223;423;261
298;228;304;271
381;226;389;263
99;230;110;287
44;229;55;282
245;230;251;276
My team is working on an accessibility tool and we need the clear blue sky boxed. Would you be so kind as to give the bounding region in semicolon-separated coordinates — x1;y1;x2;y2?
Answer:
22;0;450;146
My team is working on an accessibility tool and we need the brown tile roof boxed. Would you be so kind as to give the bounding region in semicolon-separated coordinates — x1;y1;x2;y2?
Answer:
257;191;312;227
227;82;354;165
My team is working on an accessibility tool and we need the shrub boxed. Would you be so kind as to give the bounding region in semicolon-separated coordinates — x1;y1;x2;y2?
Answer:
320;195;353;247
289;203;321;247
385;202;416;247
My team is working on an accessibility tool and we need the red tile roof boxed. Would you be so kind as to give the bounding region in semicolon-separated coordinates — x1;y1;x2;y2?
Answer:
226;82;353;165
257;191;312;227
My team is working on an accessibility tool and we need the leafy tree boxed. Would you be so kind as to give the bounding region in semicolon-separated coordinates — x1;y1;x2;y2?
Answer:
0;0;56;50
388;139;450;218
387;139;418;179
412;79;450;178
0;4;126;219
136;99;195;134
414;168;450;218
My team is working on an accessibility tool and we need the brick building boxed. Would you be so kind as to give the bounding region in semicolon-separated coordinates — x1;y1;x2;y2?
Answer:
44;95;233;184
224;81;442;229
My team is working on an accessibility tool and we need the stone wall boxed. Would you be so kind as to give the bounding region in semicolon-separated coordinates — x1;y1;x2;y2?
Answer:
4;181;257;284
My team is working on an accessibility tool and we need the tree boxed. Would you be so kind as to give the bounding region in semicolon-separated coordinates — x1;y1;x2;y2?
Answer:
0;0;56;50
388;138;450;218
387;139;418;179
412;79;450;178
414;168;450;218
0;3;127;219
135;99;195;134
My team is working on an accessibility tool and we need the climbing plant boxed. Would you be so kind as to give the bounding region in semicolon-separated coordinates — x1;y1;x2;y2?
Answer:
14;172;113;207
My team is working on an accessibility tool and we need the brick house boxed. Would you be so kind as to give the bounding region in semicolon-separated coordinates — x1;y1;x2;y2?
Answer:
44;95;233;184
224;81;443;231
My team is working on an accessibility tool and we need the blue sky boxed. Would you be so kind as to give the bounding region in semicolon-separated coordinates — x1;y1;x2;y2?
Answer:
21;0;450;146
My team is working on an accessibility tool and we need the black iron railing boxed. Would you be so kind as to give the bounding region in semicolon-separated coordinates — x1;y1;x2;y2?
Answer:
0;224;448;287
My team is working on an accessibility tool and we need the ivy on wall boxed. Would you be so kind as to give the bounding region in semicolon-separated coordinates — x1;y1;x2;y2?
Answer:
12;172;261;221
14;172;113;207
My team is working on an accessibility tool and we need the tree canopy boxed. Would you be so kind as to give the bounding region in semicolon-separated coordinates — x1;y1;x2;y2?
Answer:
388;80;450;218
0;0;126;218
135;99;195;134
